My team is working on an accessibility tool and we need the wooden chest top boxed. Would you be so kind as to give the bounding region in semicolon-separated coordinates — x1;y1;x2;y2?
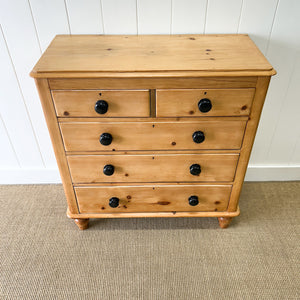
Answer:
31;34;275;78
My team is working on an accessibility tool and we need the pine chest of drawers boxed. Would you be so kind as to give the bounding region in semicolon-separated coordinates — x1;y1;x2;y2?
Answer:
31;34;275;230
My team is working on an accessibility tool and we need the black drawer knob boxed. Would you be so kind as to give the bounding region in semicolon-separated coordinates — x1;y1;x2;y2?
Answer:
95;100;108;114
103;164;114;176
192;131;205;144
109;197;119;208
198;98;212;113
190;164;201;176
100;133;113;146
188;195;199;206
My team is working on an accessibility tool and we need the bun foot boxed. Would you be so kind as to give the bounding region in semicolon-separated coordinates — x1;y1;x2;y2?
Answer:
74;218;89;230
218;217;233;229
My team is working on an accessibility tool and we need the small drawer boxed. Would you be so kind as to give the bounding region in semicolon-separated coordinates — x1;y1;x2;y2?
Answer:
60;120;247;151
156;89;255;117
75;185;232;213
51;90;150;117
68;153;239;183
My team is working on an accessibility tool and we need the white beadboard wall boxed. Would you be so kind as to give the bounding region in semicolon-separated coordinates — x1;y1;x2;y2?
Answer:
0;0;299;184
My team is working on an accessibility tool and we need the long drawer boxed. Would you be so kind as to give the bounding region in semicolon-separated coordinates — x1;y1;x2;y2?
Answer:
75;185;232;213
68;153;239;183
156;88;254;117
52;90;150;117
60;120;247;151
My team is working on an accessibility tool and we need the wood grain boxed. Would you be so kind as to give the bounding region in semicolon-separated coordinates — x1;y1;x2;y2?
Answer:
31;35;274;77
66;149;240;156
67;153;239;183
75;184;232;213
52;90;150;117
49;77;258;89
218;217;233;228
74;218;89;230
67;207;240;219
34;79;78;214
227;76;271;211
156;88;255;117
58;116;249;123
60;120;247;151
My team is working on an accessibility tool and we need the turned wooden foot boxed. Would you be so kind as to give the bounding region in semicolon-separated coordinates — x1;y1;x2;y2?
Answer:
74;218;89;230
218;217;233;229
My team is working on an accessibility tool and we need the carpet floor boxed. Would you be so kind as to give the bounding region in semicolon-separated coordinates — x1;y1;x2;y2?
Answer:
0;182;299;300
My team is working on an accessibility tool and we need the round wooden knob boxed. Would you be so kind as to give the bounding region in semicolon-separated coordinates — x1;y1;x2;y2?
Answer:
95;100;108;114
109;197;119;208
198;98;212;113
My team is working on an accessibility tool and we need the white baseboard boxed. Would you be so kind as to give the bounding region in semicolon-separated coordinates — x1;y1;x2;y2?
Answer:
0;168;61;184
0;166;299;184
245;165;300;181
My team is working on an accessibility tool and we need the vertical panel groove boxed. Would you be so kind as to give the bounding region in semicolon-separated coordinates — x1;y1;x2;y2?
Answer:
27;0;42;53
205;0;243;34
289;131;300;165
136;0;139;34
265;59;297;160
100;0;105;34
265;0;280;55
237;0;244;33
0;114;21;167
63;0;72;34
0;25;45;167
66;0;104;34
203;0;209;33
170;0;173;34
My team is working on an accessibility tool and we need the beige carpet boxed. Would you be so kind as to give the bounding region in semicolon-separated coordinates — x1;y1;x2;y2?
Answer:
0;182;299;300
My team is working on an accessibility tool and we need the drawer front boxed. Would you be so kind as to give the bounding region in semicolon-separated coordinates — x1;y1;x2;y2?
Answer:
68;154;238;183
75;185;232;213
60;120;247;151
52;90;150;117
156;89;254;117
